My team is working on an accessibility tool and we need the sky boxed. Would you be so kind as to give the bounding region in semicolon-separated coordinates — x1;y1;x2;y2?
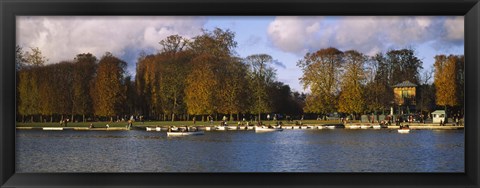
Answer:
17;16;464;92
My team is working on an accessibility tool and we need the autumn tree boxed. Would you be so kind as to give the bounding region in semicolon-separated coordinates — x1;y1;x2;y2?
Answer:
17;69;40;122
217;57;250;121
338;50;366;120
185;28;238;121
135;54;155;118
72;53;97;122
17;46;47;122
297;47;343;116
434;54;463;117
91;52;127;121
185;54;217;118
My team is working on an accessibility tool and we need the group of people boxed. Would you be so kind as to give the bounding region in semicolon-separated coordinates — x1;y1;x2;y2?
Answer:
59;118;70;127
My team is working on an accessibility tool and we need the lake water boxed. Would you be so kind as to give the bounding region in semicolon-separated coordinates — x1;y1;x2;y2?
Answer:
16;129;464;172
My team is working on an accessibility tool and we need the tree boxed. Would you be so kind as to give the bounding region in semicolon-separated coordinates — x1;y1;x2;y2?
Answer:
185;54;217;117
434;54;462;117
24;47;48;67
159;34;189;54
297;47;343;115
245;54;276;121
15;45;26;71
385;49;423;85
338;50;366;119
185;28;239;121
91;52;127;121
416;66;436;114
217;57;250;121
17;69;40;122
158;36;192;121
72;53;97;122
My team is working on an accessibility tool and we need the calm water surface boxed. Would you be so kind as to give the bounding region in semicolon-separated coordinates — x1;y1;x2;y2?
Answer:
16;129;464;172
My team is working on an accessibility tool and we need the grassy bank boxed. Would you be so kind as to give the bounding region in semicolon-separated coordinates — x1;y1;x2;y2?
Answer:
16;120;343;128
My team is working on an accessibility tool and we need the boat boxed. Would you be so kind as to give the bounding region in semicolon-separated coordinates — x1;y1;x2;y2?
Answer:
146;127;162;131
227;126;238;130
326;125;336;129
167;131;204;136
360;125;369;129
216;126;227;131
306;125;315;129
372;125;381;129
348;125;360;129
317;126;324;129
43;127;63;131
255;126;283;132
398;125;411;133
398;129;410;133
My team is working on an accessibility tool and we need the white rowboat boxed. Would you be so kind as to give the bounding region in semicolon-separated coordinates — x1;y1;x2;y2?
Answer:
216;126;227;131
255;126;283;132
398;129;410;133
326;126;336;129
348;125;360;129
146;127;161;131
167;131;204;136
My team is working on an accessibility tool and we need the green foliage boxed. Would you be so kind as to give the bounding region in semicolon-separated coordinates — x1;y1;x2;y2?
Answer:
245;54;276;119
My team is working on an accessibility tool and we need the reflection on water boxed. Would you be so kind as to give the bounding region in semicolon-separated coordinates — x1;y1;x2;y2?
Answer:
16;129;464;172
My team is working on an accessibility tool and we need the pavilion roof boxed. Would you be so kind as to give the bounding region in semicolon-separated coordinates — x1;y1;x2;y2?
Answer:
393;80;417;88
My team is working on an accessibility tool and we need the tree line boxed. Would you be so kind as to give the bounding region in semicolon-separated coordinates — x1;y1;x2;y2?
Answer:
16;28;464;123
16;28;304;123
297;47;464;120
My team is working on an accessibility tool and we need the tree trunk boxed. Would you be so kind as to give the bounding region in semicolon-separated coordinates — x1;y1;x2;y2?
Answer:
171;113;175;122
444;105;448;123
230;113;233;122
83;114;85;122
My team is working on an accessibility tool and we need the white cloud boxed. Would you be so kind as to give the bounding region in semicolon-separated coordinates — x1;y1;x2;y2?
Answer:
267;16;464;56
17;16;207;64
444;16;464;41
267;16;325;53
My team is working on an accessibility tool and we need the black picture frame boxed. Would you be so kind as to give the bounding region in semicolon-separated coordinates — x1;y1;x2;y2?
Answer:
1;0;479;187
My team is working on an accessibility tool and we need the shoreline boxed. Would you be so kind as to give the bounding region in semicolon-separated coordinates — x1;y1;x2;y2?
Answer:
16;123;464;131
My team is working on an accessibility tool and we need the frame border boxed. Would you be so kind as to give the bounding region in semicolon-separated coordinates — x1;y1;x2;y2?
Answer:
1;0;479;187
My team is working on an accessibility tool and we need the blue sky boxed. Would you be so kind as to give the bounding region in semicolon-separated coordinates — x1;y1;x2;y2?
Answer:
17;16;464;92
